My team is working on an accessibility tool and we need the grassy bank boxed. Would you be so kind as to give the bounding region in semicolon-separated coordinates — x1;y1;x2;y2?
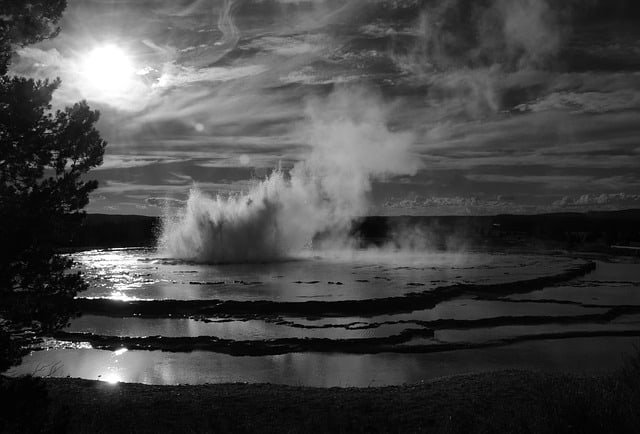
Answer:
2;359;640;434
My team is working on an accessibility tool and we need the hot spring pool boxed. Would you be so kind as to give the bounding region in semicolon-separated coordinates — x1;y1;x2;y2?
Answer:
8;248;640;386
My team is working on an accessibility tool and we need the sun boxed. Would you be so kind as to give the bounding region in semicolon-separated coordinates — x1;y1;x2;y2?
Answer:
80;44;135;93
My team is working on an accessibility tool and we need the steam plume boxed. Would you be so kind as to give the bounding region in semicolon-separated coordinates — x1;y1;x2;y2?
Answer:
395;0;569;118
159;87;421;263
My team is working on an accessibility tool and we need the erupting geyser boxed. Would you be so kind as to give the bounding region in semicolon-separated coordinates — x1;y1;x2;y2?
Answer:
159;87;422;263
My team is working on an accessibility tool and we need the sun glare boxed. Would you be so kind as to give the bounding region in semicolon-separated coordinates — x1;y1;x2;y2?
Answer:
81;45;134;93
102;372;121;384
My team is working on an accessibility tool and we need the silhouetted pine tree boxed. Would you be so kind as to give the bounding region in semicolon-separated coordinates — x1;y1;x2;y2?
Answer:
0;0;106;371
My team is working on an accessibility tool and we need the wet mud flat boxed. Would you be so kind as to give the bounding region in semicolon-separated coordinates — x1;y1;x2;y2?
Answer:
9;249;640;386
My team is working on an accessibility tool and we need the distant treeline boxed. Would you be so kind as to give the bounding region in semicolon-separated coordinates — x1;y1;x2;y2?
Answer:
353;209;640;252
63;210;640;252
63;214;160;249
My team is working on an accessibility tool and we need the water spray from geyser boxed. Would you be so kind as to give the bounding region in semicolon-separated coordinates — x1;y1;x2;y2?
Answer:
159;87;421;263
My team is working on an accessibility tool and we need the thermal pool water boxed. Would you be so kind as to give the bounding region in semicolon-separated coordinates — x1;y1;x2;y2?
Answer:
9;249;640;386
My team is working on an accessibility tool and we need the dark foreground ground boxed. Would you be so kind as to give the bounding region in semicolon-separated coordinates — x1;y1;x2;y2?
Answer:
3;358;640;434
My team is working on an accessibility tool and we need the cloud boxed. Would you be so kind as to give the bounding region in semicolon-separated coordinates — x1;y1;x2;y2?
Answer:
245;35;327;57
394;0;565;74
516;90;640;114
9;0;639;217
553;193;640;208
154;64;266;88
381;194;534;216
96;179;255;194
95;155;190;170
389;0;611;121
144;197;186;208
496;0;563;68
280;67;364;85
465;174;594;189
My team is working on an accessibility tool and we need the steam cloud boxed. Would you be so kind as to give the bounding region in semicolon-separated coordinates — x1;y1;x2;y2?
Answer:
159;87;421;263
405;0;563;71
396;0;569;118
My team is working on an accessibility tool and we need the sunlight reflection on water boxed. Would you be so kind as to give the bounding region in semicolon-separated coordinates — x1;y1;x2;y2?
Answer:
71;248;585;302
10;249;637;387
9;337;640;387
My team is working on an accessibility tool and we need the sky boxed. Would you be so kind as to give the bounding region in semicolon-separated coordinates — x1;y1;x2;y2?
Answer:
10;0;640;216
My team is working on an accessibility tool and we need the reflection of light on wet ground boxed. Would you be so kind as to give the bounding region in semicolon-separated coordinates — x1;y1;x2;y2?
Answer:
66;315;414;340
433;322;640;344
40;338;92;350
71;248;587;302
9;337;640;387
65;300;607;341
101;372;121;384
108;291;140;301
97;348;129;383
30;248;638;387
72;248;162;301
507;261;640;305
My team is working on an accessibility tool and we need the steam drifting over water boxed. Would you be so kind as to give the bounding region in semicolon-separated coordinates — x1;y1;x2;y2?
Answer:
159;87;421;263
